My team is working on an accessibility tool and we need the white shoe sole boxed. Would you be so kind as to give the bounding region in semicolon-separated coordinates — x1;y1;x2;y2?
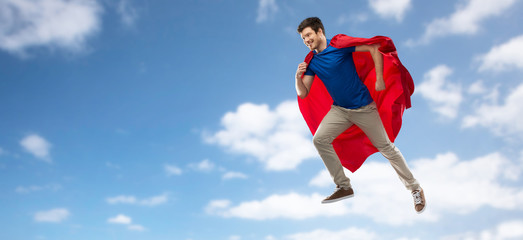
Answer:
416;200;426;214
321;194;354;204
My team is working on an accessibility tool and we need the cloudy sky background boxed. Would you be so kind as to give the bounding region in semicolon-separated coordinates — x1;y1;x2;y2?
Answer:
1;0;523;239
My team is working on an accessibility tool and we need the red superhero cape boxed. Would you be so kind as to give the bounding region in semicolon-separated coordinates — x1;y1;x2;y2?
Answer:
298;34;414;172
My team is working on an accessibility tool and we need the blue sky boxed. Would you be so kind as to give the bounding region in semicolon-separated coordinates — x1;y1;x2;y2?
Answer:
1;0;523;239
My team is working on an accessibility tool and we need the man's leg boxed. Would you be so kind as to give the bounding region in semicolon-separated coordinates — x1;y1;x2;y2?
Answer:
313;105;353;189
349;102;420;191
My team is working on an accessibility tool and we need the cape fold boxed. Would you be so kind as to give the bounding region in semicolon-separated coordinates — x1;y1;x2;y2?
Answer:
297;34;414;172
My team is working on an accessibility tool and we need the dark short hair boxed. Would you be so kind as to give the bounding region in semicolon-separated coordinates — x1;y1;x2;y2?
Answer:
297;17;325;36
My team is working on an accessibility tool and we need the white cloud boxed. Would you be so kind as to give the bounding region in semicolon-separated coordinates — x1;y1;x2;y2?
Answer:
207;151;523;225
478;35;523;72
441;219;523;240
368;0;411;22
229;236;241;240
222;171;248;180
206;199;231;213
408;0;517;45
117;0;138;28
412;152;522;213
309;169;332;188
468;80;500;106
468;80;487;95
108;214;147;231
416;65;463;119
191;159;215;172
108;214;132;224
34;208;70;223
0;0;102;57
285;227;378;240
0;147;6;156
205;101;317;171
107;195;137;204
16;184;61;194
345;151;523;225
256;0;278;23
165;164;182;176
127;224;146;231
20;134;52;162
139;193;168;206
205;192;350;220
462;82;523;138
106;193;168;206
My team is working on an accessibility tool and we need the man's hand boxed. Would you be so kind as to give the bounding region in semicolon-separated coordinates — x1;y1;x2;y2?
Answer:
375;77;386;91
295;62;314;99
296;62;308;78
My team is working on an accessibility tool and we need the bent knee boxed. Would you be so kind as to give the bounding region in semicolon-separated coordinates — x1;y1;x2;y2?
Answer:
377;142;397;155
313;134;332;147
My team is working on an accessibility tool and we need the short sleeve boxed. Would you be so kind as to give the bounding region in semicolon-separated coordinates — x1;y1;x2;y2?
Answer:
304;66;315;76
345;46;356;53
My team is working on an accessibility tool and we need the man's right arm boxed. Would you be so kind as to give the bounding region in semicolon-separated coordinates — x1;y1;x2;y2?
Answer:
295;62;314;99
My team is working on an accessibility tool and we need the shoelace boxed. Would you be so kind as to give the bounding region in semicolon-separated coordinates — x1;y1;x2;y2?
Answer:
412;191;423;205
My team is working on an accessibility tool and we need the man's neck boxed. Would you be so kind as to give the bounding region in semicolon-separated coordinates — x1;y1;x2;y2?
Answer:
315;37;328;53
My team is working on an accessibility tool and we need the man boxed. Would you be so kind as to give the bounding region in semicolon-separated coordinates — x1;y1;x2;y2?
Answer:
295;17;425;213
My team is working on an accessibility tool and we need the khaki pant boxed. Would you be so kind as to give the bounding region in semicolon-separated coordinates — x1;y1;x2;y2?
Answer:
313;102;420;191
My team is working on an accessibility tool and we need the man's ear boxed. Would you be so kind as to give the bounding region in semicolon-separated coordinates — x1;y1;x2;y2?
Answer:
317;28;325;37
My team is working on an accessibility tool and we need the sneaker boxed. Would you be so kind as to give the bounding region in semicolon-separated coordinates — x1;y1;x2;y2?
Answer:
412;188;426;213
321;186;354;204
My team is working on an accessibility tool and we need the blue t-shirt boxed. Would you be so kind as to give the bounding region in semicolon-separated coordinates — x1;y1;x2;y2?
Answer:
304;40;373;109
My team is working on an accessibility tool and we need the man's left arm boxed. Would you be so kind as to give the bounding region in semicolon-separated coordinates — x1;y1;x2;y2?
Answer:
355;44;385;91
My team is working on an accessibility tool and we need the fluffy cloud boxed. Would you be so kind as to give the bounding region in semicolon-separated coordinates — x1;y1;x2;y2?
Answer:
207;151;523;225
0;0;102;57
106;193;168;206
468;80;487;95
256;0;278;23
222;171;248;180
107;214;146;231
478;35;523;72
462;82;523;137
308;169;332;188
108;214;132;224
20;134;52;163
127;224;146;231
205;101;317;171
412;152;522;214
416;65;463;119
205;192;350;220
408;0;517;45
165;164;182;176
107;195;136;204
190;159;215;172
285;227;378;240
34;208;70;223
441;219;523;240
368;0;411;22
117;0;138;28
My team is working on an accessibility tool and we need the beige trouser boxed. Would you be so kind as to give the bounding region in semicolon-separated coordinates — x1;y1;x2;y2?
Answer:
313;102;420;191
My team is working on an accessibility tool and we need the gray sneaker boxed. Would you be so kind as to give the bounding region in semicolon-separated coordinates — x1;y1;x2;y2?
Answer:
321;186;354;204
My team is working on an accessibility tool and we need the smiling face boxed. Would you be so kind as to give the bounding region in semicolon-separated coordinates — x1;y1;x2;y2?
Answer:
300;27;325;52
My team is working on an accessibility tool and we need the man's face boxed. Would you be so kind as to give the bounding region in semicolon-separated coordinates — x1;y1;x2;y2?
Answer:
300;27;322;51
